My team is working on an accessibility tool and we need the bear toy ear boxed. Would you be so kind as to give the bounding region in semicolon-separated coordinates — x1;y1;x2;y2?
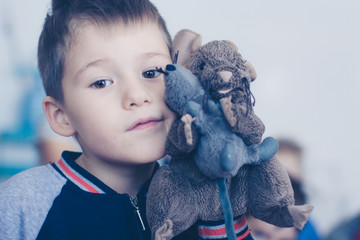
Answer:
224;40;238;52
244;60;257;82
172;29;202;66
222;41;257;82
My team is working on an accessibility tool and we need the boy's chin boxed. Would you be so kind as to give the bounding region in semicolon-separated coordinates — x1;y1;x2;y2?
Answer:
132;149;166;164
147;152;167;163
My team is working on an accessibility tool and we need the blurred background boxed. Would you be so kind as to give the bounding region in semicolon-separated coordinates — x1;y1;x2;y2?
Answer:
0;0;359;238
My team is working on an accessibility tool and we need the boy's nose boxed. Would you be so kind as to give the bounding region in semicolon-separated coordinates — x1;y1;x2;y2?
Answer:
124;93;151;109
122;82;152;109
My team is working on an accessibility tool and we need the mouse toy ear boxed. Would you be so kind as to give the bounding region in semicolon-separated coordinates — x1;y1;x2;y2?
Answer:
171;29;202;66
244;60;257;82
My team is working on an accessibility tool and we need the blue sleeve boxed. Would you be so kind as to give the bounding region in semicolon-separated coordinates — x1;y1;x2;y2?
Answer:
297;220;322;240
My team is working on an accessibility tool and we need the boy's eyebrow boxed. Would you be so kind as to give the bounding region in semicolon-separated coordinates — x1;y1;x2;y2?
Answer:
76;58;110;77
76;52;169;77
141;51;170;59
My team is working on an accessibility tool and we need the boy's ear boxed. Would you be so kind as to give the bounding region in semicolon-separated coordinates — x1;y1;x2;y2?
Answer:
43;96;75;137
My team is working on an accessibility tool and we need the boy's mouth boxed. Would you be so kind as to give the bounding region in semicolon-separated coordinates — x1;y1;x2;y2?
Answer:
127;117;162;131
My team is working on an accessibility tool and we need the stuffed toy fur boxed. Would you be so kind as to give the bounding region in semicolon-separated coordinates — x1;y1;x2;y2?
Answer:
146;29;313;240
177;31;264;147
160;63;278;180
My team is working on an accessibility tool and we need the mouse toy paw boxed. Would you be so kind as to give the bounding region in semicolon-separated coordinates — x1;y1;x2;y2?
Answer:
220;96;236;127
288;204;314;230
155;219;174;240
181;114;196;145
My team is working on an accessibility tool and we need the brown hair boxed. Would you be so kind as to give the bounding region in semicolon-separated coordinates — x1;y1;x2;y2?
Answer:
38;0;171;104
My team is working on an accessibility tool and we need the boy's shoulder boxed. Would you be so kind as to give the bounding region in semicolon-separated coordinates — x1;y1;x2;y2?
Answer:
0;164;67;240
0;164;66;199
0;164;67;210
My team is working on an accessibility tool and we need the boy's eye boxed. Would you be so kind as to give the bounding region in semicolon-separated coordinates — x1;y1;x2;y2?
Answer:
91;79;112;89
142;69;160;79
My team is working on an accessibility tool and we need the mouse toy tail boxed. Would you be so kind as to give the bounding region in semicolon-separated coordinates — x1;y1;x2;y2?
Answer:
217;178;237;240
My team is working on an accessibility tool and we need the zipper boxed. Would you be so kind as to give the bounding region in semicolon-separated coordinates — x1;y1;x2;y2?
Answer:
130;195;146;231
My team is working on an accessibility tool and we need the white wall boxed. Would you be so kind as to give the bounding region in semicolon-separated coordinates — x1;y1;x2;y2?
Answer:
1;0;359;236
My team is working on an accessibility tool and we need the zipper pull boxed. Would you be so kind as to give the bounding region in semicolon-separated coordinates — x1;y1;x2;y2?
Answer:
130;196;146;231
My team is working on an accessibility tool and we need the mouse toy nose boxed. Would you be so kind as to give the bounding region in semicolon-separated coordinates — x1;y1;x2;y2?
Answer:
166;64;176;71
218;70;233;82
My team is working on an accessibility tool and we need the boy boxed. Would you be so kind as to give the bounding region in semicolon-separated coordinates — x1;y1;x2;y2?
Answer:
0;0;197;239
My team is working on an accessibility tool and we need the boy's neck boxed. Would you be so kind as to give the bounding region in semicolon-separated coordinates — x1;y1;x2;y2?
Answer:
75;154;156;196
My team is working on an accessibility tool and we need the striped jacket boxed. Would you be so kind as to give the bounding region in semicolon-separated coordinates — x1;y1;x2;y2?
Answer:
0;151;253;240
0;151;155;240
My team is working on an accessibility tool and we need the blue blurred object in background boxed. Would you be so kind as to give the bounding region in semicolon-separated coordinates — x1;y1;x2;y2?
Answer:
0;2;44;181
0;66;44;181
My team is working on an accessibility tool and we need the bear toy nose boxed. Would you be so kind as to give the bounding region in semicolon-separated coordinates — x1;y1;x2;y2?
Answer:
166;64;176;71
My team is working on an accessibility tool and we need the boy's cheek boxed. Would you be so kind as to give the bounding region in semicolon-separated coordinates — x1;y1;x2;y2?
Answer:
165;109;176;131
168;110;176;123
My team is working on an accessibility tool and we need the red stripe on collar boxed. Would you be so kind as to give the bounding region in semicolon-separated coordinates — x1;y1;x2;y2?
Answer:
55;158;105;194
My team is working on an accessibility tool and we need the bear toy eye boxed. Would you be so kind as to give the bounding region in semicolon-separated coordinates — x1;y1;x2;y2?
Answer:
199;61;206;71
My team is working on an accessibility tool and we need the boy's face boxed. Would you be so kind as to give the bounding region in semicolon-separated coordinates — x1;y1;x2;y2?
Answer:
60;21;175;165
